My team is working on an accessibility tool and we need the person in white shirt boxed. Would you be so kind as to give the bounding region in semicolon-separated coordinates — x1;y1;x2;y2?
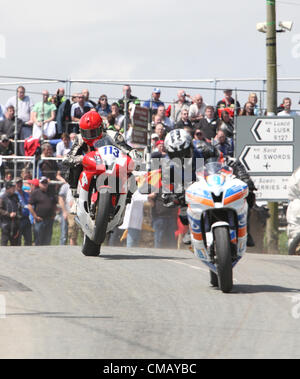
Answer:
119;190;151;247
171;90;192;125
156;105;174;130
189;94;206;124
111;102;125;128
70;94;92;122
56;133;72;158
5;86;34;124
278;97;299;116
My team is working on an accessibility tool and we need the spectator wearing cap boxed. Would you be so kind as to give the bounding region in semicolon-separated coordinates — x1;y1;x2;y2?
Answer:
151;133;159;151
143;88;165;110
216;89;240;119
15;177;32;246
0;181;22;246
151;140;167;159
172;90;192;126
28;177;58;246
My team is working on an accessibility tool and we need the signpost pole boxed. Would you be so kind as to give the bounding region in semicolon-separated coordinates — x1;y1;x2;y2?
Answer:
265;0;279;253
146;98;153;172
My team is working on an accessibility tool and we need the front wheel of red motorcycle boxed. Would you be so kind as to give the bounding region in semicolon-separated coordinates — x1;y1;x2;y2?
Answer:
94;189;112;245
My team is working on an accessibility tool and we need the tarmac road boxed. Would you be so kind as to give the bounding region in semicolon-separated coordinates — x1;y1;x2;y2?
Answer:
0;246;299;359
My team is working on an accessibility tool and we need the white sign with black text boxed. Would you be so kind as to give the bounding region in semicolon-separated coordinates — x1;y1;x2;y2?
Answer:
240;145;293;173
252;176;290;201
251;118;294;142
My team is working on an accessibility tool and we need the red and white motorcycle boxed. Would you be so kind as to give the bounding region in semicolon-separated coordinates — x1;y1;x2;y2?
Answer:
75;136;136;256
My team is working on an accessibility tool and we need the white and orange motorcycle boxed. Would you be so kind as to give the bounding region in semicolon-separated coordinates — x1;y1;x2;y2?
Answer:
186;160;249;293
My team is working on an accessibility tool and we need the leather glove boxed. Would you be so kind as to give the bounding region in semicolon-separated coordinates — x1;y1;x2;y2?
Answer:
62;155;83;167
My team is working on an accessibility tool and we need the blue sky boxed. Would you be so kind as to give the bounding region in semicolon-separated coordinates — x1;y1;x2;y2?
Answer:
0;0;300;108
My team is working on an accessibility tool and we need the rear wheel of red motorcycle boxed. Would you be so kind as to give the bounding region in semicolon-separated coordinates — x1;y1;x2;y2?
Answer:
82;235;101;257
214;226;233;293
94;190;112;245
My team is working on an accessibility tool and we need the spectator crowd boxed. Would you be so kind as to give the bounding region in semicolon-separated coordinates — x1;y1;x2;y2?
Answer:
0;84;299;247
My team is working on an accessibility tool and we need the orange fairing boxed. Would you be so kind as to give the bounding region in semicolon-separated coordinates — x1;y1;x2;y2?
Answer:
192;232;203;241
223;189;248;206
186;193;214;207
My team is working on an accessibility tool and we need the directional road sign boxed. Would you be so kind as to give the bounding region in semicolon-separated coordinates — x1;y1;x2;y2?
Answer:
240;145;293;173
251;118;294;142
252;176;290;201
235;116;300;200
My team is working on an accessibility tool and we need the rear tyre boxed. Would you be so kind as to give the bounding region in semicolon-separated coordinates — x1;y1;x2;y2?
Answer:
82;235;101;257
288;233;300;255
214;226;233;293
94;190;112;245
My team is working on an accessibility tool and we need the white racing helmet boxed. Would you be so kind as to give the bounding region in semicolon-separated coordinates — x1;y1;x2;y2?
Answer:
164;129;193;160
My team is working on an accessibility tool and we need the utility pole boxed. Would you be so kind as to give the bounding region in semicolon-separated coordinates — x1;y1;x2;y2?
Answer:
265;0;279;253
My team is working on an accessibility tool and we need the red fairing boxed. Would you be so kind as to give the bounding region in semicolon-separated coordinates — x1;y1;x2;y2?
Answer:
82;153;105;174
79;171;93;191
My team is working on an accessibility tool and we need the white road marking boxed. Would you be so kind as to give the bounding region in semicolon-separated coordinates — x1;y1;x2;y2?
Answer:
166;259;209;273
166;259;238;282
